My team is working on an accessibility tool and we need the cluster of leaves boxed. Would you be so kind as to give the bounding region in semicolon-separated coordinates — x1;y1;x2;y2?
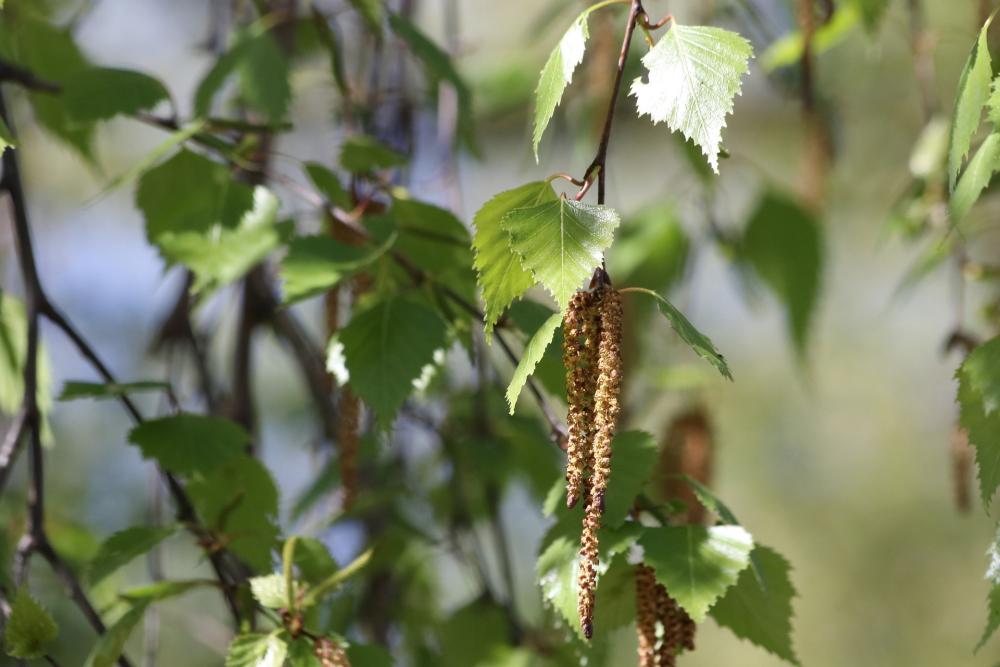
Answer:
0;0;827;665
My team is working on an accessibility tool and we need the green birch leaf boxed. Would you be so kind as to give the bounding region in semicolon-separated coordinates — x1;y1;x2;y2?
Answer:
239;31;291;121
82;602;149;667
501;198;621;310
631;23;753;173
280;232;396;304
639;524;754;621
950;131;1000;223
742;192;823;358
506;312;561;414
339;297;448;426
250;573;289;609
4;590;57;659
62;67;169;122
957;337;1000;508
532;10;590;160
948;15;994;191
473;181;558;336
988;78;1000;127
128;414;249;476
304;162;351;209
710;545;801;666
602;430;658;528
631;288;731;379
225;633;288;667
340;135;407;172
88;524;177;585
976;585;1000;652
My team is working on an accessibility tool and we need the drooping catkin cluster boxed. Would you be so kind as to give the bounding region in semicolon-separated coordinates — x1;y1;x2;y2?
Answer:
635;564;695;666
564;286;624;639
564;290;599;509
314;638;351;667
660;409;714;524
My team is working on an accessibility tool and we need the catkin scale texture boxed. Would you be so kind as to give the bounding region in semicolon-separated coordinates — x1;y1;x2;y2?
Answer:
563;290;599;509
636;564;658;667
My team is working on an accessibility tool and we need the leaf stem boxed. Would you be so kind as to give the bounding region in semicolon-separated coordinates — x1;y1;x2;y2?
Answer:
301;547;373;606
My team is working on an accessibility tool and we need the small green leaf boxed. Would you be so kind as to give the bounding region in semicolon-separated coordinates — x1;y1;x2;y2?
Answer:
742;192;823;358
506;312;561;414
603;431;658;528
950;132;1000;223
761;4;860;71
128;414;249;476
639;524;754;621
83;602;148;667
949;15;994;191
472;181;558;336
225;633;288;667
239;31;291;121
339;297;447;426
340;135;407;173
188;456;280;572
304;162;351;209
4;589;57;659
631;23;753;172
710;545;801;666
957;337;1000;508
88;525;176;585
119;580;212;603
533;11;590;160
0;116;15;153
501;198;621;310
59;380;170;402
62;67;169;122
250;573;289;609
280;233;396;304
977;585;1000;652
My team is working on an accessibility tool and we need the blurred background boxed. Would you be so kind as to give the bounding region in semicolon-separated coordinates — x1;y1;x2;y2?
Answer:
3;0;1000;665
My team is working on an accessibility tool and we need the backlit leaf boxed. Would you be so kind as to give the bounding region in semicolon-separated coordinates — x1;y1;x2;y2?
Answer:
506;312;561;414
948;15;994;191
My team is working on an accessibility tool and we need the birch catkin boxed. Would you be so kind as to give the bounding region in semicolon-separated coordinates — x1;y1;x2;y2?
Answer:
636;564;658;667
655;583;696;666
314;638;351;667
564;290;599;509
575;286;624;640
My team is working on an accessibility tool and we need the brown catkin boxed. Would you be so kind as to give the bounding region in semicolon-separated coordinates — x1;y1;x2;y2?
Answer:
577;287;623;639
952;425;972;514
314;638;351;667
636;564;658;667
655;583;696;666
338;387;360;510
564;290;599;509
660;409;714;524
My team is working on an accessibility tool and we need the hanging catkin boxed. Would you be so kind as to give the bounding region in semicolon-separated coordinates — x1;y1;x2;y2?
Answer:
655;583;696;666
636;564;658;667
564;290;599;509
577;286;623;639
314;637;351;667
660;408;714;525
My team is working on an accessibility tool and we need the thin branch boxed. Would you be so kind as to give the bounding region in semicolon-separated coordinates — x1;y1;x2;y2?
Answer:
0;61;61;93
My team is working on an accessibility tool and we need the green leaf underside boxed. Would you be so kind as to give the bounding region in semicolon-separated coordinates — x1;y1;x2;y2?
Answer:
59;380;170;401
83;603;148;667
250;573;289;609
88;525;176;585
128;414;249;476
710;545;801;666
473;181;558;336
639;524;754;622
603;430;658;528
506;312;561;413
949;15;994;191
340;297;447;426
742;192;823;357
957;337;1000;508
951;132;1000;224
533;12;590;160
62;67;169;122
225;633;288;667
501;198;620;310
631;23;753;173
4;590;57;659
280;232;396;304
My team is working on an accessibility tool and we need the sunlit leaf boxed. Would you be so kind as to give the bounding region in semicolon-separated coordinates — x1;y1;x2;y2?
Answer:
4;590;57;659
948;15;994;191
950;131;1000;224
533;10;590;160
506;312;561;414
